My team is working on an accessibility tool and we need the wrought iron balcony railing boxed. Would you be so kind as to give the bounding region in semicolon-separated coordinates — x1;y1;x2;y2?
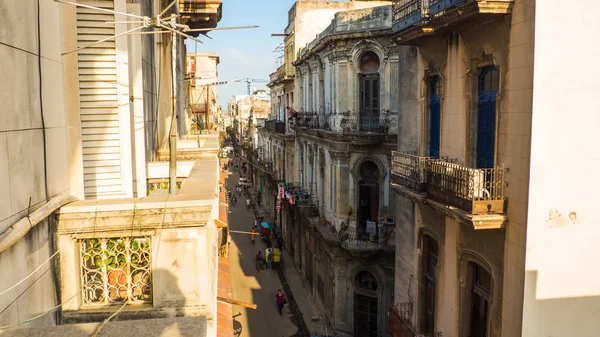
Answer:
264;120;286;134
340;113;391;133
391;152;508;216
392;0;423;32
339;227;390;247
292;112;391;134
427;160;507;214
389;302;443;337
392;0;513;34
391;151;432;193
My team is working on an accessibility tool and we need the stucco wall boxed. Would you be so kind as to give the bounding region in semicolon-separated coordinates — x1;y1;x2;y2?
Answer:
0;0;76;329
522;0;600;336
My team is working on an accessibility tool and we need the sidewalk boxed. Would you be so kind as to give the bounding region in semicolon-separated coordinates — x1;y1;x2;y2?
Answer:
280;249;335;337
217;256;234;337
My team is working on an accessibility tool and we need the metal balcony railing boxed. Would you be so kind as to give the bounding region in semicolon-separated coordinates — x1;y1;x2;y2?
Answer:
393;0;423;32
391;152;508;215
339;227;388;247
340;113;390;133
391;151;433;192
429;0;467;16
389;303;443;337
264;120;286;134
427;160;507;214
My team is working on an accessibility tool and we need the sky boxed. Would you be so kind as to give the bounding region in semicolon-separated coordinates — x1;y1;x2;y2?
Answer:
184;0;297;111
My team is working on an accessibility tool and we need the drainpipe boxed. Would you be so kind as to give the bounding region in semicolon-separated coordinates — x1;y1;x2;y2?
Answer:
0;193;78;253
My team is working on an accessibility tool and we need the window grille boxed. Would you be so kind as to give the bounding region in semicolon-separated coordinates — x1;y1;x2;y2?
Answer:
80;237;152;305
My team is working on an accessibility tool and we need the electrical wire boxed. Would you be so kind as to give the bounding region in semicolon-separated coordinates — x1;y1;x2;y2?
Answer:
0;291;80;331
0;267;50;317
91;300;129;337
0;200;106;300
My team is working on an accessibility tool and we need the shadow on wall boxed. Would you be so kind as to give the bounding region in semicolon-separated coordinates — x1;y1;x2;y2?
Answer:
0;268;208;337
522;270;600;337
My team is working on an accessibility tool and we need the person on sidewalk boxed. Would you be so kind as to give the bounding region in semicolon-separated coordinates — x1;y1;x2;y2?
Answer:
274;289;287;316
255;250;263;272
266;248;273;271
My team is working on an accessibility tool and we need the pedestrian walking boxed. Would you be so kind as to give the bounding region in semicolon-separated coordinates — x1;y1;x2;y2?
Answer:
274;289;287;316
266;248;273;271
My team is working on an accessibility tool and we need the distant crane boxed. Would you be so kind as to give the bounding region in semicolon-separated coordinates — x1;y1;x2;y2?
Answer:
234;78;269;95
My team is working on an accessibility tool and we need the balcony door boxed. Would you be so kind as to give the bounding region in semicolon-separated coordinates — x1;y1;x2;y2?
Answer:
354;271;379;337
476;67;499;168
429;76;442;157
357;161;380;237
419;235;439;334
468;263;491;337
359;51;381;131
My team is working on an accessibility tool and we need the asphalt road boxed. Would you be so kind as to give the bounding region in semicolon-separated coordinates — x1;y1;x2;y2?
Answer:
225;165;298;337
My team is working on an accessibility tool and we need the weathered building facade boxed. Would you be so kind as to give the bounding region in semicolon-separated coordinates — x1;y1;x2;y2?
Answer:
186;52;221;133
388;1;534;337
0;0;226;335
285;5;400;337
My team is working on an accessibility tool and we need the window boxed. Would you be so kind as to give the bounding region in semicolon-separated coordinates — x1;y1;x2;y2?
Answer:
429;76;442;157
359;51;381;131
468;262;491;337
419;235;438;333
80;237;152;305
476;67;499;168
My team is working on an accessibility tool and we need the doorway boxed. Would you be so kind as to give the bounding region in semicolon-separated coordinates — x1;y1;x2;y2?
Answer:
357;161;380;238
354;271;378;337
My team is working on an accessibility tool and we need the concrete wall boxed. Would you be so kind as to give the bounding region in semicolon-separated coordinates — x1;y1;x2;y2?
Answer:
522;0;600;336
0;0;78;329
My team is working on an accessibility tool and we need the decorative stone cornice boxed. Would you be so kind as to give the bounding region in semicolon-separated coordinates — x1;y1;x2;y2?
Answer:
329;151;350;164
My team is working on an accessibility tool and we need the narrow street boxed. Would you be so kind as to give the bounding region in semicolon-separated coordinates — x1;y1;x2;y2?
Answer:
224;162;300;337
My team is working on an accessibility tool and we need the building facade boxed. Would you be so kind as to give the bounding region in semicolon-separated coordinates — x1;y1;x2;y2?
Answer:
0;0;226;335
389;1;534;337
283;5;399;337
186;52;221;133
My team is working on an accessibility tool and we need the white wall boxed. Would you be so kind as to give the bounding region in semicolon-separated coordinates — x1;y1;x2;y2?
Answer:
0;0;74;329
522;1;600;336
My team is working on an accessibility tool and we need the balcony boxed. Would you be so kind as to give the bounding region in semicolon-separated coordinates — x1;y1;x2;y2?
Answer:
339;227;392;250
392;0;514;41
264;120;286;134
391;151;508;229
292;112;392;135
391;151;431;193
389;302;443;337
268;64;295;87
179;0;223;37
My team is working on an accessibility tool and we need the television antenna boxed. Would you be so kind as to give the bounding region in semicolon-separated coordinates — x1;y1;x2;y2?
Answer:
54;0;258;195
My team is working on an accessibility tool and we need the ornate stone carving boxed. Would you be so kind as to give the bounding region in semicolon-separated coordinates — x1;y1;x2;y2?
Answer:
329;151;350;164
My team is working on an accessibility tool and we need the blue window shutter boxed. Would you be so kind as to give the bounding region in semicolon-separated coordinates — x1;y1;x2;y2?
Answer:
476;96;496;168
429;96;441;157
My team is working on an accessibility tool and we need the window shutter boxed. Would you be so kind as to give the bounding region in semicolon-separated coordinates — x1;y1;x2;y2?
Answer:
476;96;497;168
429;96;441;157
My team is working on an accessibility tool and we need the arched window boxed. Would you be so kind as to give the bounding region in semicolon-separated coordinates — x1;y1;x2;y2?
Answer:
360;51;380;73
476;67;499;168
429;76;442;157
419;235;439;333
355;270;378;292
359;51;381;131
468;262;491;337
